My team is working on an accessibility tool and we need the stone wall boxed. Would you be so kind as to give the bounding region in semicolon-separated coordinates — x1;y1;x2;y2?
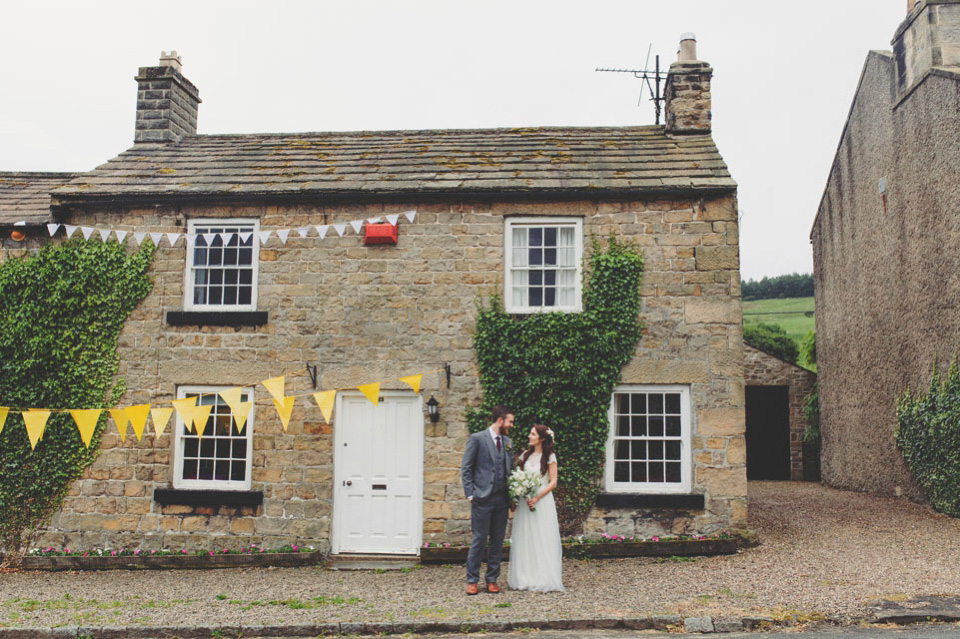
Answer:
743;345;816;481
8;192;744;551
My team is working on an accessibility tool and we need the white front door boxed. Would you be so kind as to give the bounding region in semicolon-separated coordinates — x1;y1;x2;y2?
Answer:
332;391;423;555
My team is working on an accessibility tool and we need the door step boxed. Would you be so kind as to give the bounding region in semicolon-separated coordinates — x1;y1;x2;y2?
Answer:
326;554;420;571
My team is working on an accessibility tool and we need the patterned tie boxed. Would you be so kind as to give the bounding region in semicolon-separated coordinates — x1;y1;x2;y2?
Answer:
496;436;502;453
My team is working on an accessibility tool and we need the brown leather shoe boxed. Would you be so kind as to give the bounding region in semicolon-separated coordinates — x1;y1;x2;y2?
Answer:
466;583;479;595
486;582;501;594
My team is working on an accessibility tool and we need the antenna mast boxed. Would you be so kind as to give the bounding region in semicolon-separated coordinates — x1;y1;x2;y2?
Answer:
596;44;666;124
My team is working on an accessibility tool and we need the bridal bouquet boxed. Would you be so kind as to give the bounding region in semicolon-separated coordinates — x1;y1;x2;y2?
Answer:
508;468;542;511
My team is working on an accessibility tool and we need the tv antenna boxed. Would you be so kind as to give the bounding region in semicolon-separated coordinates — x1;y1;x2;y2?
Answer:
596;44;666;124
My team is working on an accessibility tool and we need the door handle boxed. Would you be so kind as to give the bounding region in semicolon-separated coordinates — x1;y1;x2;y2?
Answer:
343;480;352;486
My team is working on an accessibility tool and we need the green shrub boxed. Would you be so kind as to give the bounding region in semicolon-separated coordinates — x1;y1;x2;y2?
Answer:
0;238;154;564
896;360;960;516
743;322;799;364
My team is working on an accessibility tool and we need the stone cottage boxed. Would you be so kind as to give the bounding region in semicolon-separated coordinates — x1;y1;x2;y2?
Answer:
1;36;744;554
812;0;960;497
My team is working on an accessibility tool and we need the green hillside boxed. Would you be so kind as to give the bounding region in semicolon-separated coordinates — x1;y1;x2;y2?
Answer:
742;296;815;344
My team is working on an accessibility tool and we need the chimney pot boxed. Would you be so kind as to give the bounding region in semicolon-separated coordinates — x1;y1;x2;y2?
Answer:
679;33;698;61
159;50;182;72
664;34;712;135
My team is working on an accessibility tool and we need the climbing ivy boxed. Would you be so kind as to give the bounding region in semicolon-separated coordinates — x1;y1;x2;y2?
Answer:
0;238;155;565
468;236;644;534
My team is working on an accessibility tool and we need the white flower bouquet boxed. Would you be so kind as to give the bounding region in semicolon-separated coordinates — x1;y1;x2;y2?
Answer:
508;467;542;511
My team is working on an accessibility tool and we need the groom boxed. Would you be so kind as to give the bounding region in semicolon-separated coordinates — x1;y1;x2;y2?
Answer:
461;405;514;595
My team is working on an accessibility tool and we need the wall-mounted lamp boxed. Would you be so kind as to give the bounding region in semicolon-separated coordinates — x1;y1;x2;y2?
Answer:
9;230;25;242
426;395;440;423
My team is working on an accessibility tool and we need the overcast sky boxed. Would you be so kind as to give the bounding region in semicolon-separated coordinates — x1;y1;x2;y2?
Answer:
1;1;907;280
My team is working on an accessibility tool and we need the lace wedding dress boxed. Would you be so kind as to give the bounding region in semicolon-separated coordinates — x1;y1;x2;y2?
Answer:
508;452;564;592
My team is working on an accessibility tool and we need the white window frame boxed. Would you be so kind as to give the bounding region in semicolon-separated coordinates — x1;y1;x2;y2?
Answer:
605;384;692;494
504;217;583;313
183;218;260;311
172;385;255;491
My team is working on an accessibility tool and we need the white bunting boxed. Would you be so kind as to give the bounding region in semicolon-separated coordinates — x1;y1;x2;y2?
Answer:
349;220;364;234
81;227;95;240
13;221;25;227
219;232;233;246
115;230;128;244
276;229;291;245
150;232;163;246
166;233;180;246
238;231;253;244
258;230;273;245
404;210;417;223
46;223;60;237
297;227;311;238
315;225;329;239
134;232;147;246
334;223;347;236
367;217;382;224
64;225;78;238
185;234;197;247
98;229;112;242
385;214;399;226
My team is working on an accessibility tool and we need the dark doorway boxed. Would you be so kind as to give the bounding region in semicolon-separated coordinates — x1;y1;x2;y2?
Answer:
745;385;790;480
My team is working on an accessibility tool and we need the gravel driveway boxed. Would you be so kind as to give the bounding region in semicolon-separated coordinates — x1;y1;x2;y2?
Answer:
1;481;959;629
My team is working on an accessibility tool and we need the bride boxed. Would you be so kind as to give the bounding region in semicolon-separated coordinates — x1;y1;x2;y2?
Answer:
508;424;564;592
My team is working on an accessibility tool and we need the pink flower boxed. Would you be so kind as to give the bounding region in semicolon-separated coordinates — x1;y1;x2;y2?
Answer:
424;543;429;548
181;549;187;554
443;543;450;548
111;550;117;556
208;551;214;556
134;549;140;555
292;545;298;552
652;536;660;542
82;552;88;557
222;548;229;554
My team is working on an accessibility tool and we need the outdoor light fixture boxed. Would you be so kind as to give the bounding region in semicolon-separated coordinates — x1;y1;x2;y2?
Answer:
9;230;25;242
426;395;440;422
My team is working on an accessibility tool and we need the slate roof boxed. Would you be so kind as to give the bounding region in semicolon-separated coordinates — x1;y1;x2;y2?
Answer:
0;172;78;224
52;126;735;204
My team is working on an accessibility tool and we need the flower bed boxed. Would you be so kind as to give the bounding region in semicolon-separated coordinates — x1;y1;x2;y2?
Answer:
420;532;738;564
20;544;322;571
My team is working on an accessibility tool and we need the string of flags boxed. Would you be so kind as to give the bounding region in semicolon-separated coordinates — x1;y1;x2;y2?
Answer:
29;211;418;247
0;369;435;451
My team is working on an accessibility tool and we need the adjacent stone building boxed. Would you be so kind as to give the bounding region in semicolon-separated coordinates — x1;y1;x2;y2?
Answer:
812;0;960;497
1;38;745;554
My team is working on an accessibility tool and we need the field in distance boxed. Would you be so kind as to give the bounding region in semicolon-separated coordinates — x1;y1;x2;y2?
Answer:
742;296;814;344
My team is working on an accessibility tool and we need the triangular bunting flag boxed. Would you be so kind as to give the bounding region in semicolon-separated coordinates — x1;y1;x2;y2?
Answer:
258;230;273;245
23;410;50;450
126;404;151;441
399;374;423;395
166;232;181;247
192;404;213;438
349;220;363;234
313;390;336;423
367;217;382;224
218;387;245;418
0;406;8;436
115;230;128;244
333;223;346;236
171;397;199;432
185;234;197;248
98;229;112;242
358;382;380;406
276;229;291;245
46;223;60;237
315;225;329;239
273;396;296;432
81;227;95;240
297;227;311;238
150;232;163;246
234;401;253;433
238;231;253;244
219;232;233;246
262;376;286;402
109;408;128;442
70;409;102;448
150;406;173;438
13;221;25;226
64;225;78;238
404;210;416;223
134;232;147;246
386;213;400;226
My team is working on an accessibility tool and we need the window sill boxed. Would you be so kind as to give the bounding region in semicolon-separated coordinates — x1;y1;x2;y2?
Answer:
595;492;704;510
166;311;268;327
153;488;263;507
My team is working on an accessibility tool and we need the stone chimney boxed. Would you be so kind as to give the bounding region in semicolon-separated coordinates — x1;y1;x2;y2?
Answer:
892;0;960;97
134;51;201;143
664;33;712;135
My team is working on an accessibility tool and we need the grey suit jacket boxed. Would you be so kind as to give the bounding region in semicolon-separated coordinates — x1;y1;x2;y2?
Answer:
461;429;513;501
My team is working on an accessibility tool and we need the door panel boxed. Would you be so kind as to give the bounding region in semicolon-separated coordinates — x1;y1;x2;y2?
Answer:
745;385;791;480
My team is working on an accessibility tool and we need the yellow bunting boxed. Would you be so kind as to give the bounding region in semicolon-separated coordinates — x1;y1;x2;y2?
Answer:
273;396;296;432
109;408;128;443
313;390;336;423
171;397;199;432
234;402;253;433
126;404;151;441
262;376;286;402
399;374;423;395
70;409;102;448
150;407;173;437
192;404;214;439
358;382;380;406
219;387;244;416
0;406;7;436
23;410;50;450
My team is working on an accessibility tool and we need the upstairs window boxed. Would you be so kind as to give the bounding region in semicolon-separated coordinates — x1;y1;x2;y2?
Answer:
184;219;259;311
504;217;582;313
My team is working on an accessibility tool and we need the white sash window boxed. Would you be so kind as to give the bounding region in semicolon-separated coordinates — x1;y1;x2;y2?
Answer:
504;217;583;313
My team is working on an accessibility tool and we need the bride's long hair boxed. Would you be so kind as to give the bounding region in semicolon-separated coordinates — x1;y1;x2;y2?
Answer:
519;423;555;476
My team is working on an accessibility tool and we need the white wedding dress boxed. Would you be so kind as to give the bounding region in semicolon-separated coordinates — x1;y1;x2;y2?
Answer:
508;452;564;592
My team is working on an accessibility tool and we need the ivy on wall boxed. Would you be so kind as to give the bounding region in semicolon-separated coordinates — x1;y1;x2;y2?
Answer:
468;236;644;534
0;239;155;565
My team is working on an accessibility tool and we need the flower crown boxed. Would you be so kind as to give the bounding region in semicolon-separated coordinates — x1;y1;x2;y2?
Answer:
545;427;555;439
